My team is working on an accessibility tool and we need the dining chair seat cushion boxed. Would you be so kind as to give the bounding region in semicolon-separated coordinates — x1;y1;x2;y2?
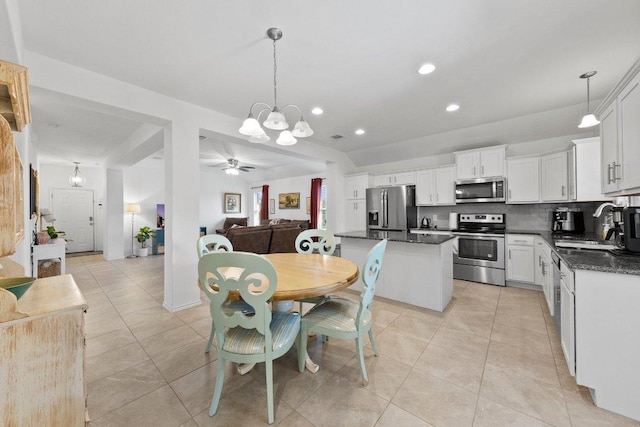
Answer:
303;298;371;333
223;312;300;354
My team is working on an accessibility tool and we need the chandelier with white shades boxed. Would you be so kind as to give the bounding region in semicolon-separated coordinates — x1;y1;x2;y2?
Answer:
238;28;314;146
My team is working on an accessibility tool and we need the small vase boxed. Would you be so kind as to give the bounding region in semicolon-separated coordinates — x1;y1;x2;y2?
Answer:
37;232;50;244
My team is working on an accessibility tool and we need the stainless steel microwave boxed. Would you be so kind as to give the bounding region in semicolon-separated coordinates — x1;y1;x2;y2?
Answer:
455;177;506;203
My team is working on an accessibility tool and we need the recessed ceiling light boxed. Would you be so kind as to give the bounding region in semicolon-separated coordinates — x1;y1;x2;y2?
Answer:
446;104;460;112
311;107;324;115
355;129;365;135
418;63;436;75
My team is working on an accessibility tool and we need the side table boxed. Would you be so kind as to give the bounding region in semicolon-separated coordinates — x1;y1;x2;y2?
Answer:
31;243;66;278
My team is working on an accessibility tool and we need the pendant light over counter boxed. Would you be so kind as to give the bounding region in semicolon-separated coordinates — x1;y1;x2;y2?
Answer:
578;71;600;129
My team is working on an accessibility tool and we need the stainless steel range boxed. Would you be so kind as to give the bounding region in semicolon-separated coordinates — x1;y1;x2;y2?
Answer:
453;213;506;287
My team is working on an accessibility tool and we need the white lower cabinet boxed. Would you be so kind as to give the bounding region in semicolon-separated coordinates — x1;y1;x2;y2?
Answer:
535;237;553;315
506;234;535;283
560;261;575;376
345;200;366;231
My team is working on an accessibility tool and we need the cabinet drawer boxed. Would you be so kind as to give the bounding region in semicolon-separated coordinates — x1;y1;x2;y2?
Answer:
507;234;535;246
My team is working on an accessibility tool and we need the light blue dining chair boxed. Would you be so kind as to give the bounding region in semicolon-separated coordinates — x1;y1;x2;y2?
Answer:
197;234;233;257
294;229;337;314
297;239;387;386
199;252;300;424
196;234;253;354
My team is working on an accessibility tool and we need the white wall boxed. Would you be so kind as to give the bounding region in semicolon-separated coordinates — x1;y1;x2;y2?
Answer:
249;172;326;225
38;163;105;251
199;166;251;233
123;158;165;254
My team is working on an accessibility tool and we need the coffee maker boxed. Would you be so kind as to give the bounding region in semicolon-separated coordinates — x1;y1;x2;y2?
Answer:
552;209;585;234
623;207;640;252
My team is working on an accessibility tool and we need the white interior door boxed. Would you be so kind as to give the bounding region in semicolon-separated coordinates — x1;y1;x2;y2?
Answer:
51;189;95;253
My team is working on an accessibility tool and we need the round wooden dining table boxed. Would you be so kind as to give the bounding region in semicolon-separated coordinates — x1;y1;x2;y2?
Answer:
263;253;359;301
222;253;359;374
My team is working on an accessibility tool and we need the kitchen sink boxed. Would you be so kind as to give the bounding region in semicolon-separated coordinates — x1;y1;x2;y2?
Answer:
554;240;619;251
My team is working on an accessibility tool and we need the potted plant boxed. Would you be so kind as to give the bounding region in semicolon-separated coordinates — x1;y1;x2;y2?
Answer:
46;225;66;244
135;226;155;257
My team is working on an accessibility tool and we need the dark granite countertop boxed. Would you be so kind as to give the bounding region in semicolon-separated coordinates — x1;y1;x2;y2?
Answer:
506;229;640;276
336;230;455;245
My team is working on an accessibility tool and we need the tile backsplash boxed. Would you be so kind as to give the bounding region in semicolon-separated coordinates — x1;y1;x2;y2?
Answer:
418;202;601;232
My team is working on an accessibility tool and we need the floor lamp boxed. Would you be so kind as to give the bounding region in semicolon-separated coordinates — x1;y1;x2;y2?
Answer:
126;203;141;258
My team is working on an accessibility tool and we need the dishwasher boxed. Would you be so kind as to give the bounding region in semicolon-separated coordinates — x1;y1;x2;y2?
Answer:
551;251;561;335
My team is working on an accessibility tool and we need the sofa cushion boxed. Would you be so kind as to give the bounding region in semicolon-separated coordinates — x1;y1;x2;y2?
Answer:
216;217;249;234
269;224;302;253
227;227;272;254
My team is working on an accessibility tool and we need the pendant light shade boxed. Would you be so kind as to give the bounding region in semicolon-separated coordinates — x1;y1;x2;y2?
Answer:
69;162;85;187
248;128;271;143
239;115;262;136
237;28;313;145
292;118;314;137
276;130;297;146
263;108;289;130
578;113;600;129
578;71;600;129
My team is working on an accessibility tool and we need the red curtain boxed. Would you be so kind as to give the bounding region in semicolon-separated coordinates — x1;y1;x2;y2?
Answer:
310;178;322;229
260;185;269;223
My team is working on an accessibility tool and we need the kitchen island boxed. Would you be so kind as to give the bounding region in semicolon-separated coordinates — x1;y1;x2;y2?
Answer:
335;230;455;311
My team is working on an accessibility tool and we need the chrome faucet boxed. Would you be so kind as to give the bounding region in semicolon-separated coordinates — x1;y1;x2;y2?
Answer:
593;202;618;217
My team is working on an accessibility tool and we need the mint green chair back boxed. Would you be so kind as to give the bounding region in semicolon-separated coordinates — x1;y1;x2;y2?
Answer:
197;234;233;258
298;239;387;386
295;229;336;255
198;252;300;424
196;234;245;353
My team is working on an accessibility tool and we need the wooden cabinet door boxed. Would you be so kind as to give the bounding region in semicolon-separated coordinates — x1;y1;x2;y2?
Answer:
506;244;535;283
435;166;455;205
346;174;369;199
455;151;478;180
393;171;416;185
479;147;505;177
373;174;392;187
346;200;366;231
507;157;540;203
600;103;619;193
0;116;16;257
541;151;569;202
618;74;640;190
415;170;435;205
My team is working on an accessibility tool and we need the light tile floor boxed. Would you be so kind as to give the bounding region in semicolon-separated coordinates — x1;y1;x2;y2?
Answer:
68;254;640;426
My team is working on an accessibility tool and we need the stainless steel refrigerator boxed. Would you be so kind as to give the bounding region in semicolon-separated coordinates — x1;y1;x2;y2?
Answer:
366;185;417;231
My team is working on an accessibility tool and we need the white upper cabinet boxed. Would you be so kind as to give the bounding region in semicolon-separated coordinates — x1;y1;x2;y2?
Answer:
618;73;640;190
572;137;609;201
541;151;569;202
597;61;640;195
345;173;371;200
506;156;540;203
455;146;506;180
600;103;619;193
373;171;415;187
415;166;455;206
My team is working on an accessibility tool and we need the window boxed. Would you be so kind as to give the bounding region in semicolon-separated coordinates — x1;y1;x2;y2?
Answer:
320;184;327;229
253;190;262;226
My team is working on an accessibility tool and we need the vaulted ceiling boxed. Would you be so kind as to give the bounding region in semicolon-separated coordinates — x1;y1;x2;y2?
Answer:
11;0;640;174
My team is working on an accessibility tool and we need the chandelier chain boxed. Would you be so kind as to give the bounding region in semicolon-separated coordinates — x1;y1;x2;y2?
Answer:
586;76;590;112
273;38;278;107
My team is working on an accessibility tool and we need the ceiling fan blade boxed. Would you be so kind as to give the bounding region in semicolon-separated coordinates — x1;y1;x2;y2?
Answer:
240;165;255;169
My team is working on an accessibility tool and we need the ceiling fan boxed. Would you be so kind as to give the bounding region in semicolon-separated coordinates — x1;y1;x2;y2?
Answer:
217;158;255;175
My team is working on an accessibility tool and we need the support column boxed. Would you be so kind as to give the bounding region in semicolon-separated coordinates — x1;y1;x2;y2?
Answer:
163;120;201;312
104;169;125;260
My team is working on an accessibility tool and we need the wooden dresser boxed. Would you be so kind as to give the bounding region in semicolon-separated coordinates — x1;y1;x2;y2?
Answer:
0;275;89;426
